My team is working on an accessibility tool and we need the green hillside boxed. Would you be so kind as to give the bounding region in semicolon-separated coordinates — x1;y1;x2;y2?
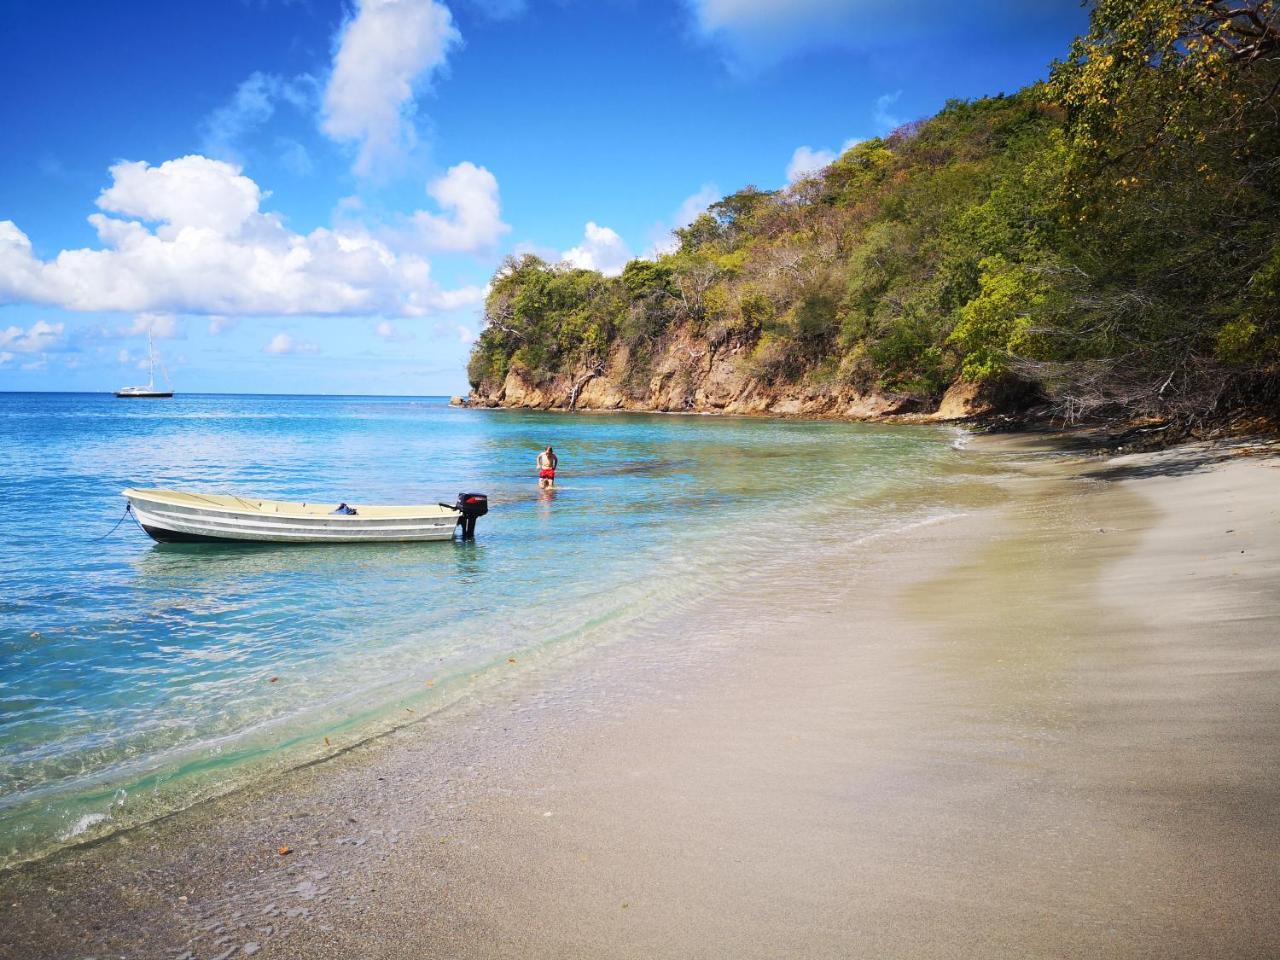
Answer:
469;0;1280;423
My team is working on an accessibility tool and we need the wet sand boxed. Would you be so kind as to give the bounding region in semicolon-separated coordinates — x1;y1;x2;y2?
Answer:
2;436;1278;959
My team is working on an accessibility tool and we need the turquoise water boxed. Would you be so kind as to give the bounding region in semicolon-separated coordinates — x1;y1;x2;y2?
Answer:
0;392;962;868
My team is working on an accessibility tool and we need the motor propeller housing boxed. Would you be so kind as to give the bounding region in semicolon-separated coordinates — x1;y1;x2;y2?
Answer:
453;492;487;538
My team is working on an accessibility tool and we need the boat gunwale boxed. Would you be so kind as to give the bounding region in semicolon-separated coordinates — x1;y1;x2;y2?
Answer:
123;487;462;522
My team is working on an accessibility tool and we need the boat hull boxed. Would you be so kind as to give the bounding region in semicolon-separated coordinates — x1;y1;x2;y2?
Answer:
115;391;173;398
124;489;462;544
140;524;240;543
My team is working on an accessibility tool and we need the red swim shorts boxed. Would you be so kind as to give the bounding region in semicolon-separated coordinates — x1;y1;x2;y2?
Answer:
539;468;556;479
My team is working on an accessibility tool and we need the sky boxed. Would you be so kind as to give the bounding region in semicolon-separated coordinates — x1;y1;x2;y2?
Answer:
0;0;1089;396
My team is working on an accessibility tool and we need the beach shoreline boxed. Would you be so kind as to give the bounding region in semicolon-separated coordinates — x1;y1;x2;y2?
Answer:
2;433;1278;959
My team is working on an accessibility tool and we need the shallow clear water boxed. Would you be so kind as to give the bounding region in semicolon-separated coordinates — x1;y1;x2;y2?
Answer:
0;392;964;867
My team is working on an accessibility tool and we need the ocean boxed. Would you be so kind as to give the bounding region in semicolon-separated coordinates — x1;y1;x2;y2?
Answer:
0;392;967;868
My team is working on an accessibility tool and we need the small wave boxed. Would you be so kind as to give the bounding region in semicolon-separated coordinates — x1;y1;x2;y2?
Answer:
59;812;107;841
853;511;967;547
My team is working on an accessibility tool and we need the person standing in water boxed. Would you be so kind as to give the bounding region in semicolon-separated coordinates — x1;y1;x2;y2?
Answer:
537;445;558;488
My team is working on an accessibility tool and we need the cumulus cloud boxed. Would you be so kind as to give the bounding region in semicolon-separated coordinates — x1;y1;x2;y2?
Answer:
786;146;836;183
0;155;484;317
322;0;461;177
685;0;1082;69
412;162;510;252
785;137;863;183
98;155;262;237
672;185;721;232
208;316;237;335
646;184;720;258
265;332;319;355
0;320;65;354
562;222;632;277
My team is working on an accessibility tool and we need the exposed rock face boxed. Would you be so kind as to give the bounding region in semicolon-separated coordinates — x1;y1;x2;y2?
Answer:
934;376;1043;420
470;324;1016;422
935;381;993;420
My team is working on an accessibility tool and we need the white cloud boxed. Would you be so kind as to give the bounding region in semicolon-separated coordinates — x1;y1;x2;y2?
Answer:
0;155;484;317
786;146;836;183
200;72;314;163
202;73;278;159
412;162;510;252
672;184;721;231
785;137;863;183
0;320;65;354
322;0;461;177
208;316;237;335
646;184;720;258
265;332;319;355
456;323;476;343
125;313;181;339
98;155;263;237
117;348;131;364
873;91;902;133
0;352;13;366
562;222;632;277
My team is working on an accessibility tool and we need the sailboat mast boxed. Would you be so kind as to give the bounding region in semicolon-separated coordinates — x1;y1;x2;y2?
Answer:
148;327;155;389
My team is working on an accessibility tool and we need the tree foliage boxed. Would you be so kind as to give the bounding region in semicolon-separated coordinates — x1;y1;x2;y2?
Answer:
470;0;1280;422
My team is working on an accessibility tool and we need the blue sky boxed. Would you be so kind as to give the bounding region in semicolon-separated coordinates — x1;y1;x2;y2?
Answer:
0;0;1088;395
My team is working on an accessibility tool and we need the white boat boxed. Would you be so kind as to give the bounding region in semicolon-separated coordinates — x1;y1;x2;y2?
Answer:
122;488;488;543
115;328;173;398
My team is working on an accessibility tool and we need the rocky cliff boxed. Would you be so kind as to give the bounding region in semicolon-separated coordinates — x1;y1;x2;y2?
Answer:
469;323;1007;422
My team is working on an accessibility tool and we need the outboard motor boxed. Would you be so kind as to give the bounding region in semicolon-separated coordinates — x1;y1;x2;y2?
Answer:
454;492;488;540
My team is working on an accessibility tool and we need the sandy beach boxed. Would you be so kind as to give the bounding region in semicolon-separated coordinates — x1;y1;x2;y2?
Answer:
2;434;1278;959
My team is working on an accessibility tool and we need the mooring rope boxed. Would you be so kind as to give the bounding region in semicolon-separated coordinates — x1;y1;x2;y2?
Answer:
89;503;133;542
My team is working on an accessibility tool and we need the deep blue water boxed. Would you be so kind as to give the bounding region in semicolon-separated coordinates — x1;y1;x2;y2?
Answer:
0;392;961;867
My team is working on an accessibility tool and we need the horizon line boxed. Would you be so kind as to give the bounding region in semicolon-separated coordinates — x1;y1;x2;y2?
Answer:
0;390;462;399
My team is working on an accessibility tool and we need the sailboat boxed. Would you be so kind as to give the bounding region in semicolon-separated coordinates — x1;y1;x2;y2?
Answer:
115;328;173;398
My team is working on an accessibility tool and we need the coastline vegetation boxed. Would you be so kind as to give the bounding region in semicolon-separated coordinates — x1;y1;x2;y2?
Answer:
468;0;1280;424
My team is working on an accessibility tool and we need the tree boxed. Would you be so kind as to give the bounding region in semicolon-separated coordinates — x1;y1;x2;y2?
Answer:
467;2;1279;424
